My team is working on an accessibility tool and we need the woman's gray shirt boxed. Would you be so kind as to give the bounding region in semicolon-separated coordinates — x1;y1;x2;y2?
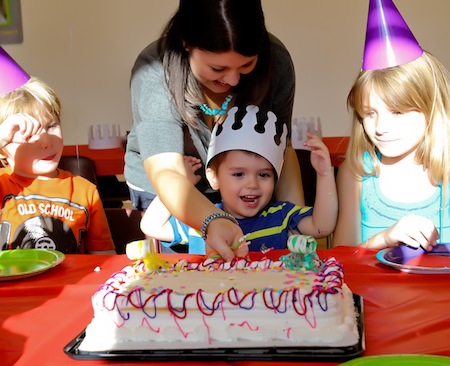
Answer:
124;34;295;195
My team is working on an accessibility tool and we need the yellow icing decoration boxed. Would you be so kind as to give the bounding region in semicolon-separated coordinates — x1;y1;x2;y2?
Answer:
126;239;170;272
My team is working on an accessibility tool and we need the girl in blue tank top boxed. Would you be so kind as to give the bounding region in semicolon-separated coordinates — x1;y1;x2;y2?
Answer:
333;1;450;251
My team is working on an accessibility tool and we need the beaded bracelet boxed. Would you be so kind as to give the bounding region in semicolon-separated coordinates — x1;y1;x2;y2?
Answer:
201;212;238;240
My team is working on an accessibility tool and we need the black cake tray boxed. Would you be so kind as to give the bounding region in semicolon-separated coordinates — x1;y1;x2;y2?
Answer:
64;294;365;362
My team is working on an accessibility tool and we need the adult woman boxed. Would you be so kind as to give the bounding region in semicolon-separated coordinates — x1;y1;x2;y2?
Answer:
124;0;303;260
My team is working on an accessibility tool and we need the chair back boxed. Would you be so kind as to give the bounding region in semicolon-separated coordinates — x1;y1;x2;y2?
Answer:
58;155;98;185
104;208;145;254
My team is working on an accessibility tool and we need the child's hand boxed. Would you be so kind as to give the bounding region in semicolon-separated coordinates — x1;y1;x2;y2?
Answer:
383;214;439;251
183;155;202;185
0;113;42;148
304;133;332;176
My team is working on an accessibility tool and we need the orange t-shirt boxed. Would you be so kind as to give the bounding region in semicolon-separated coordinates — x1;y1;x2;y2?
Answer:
0;169;114;253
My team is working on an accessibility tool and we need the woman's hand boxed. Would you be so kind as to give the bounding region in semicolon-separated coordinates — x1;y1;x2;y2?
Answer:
375;214;439;251
205;218;247;261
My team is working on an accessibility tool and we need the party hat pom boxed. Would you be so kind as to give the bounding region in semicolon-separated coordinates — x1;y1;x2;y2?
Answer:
362;0;423;70
0;46;30;96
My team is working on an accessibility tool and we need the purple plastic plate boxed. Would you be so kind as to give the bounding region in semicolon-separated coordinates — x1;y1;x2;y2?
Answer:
376;244;450;274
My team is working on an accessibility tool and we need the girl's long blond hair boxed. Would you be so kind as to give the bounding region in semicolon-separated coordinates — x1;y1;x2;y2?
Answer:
346;51;450;194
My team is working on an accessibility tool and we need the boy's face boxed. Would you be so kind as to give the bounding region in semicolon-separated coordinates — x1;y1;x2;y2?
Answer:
3;114;63;179
207;150;275;219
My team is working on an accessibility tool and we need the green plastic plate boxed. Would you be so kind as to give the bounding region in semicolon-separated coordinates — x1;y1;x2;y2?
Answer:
0;249;65;281
340;354;450;365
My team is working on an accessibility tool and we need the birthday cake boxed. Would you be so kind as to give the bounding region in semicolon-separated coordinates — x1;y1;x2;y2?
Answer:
79;237;359;351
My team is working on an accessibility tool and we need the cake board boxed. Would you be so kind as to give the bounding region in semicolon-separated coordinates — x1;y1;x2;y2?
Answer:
64;294;365;362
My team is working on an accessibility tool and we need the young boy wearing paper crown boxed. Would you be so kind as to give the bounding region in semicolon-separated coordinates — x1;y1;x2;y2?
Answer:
0;47;115;254
141;104;337;255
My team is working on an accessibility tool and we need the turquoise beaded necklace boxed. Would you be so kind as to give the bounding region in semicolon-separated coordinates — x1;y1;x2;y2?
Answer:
200;94;233;116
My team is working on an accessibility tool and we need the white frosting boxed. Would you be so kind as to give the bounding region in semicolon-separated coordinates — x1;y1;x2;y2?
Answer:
79;257;359;351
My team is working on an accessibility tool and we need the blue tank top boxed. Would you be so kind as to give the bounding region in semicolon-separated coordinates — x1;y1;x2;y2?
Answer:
361;152;450;242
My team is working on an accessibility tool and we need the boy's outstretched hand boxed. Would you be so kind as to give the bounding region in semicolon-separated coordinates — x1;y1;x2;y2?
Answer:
304;133;333;177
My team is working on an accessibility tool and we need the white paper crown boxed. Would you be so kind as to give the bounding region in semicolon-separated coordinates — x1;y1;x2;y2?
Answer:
206;105;288;177
88;124;122;150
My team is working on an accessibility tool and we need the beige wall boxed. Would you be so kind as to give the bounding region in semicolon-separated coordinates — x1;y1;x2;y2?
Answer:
3;0;450;145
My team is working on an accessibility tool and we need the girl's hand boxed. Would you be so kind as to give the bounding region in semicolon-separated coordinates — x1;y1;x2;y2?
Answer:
0;113;42;148
382;214;439;251
304;133;332;176
183;155;202;185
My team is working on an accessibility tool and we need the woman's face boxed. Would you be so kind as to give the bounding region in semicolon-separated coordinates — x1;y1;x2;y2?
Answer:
208;150;275;219
361;90;427;164
188;48;258;94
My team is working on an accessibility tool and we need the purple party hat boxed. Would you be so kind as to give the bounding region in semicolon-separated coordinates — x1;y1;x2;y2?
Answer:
363;0;423;70
0;46;30;96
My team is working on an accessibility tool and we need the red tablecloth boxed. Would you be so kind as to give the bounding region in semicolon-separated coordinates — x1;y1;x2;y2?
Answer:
1;247;450;366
